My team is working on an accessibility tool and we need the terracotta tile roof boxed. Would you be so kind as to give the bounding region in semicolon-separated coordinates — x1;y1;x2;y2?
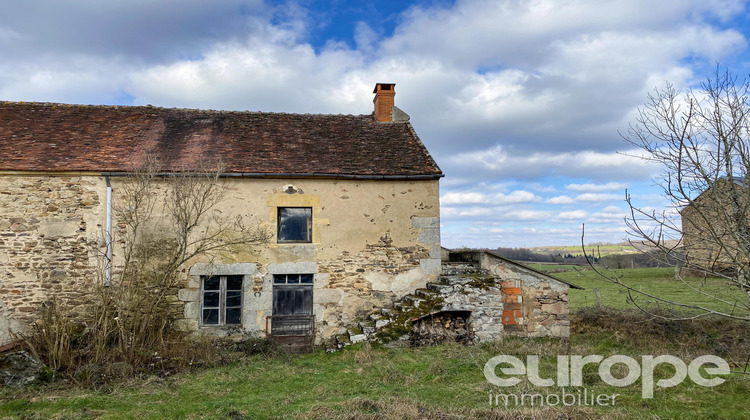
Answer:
0;101;443;178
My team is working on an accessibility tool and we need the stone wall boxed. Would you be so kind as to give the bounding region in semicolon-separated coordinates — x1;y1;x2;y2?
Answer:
681;178;750;273
521;277;570;338
0;175;441;346
442;251;572;340
0;175;105;344
316;233;433;337
168;179;442;343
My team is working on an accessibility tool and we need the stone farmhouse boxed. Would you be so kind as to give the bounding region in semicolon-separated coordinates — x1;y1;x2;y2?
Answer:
681;177;750;274
0;84;576;348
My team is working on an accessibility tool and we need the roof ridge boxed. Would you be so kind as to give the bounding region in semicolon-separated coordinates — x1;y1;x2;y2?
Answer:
0;100;386;119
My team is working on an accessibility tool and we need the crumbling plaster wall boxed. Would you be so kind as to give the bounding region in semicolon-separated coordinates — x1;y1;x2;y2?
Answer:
172;178;442;342
0;175;440;346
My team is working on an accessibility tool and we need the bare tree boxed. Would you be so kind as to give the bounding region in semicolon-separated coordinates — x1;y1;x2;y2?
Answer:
26;159;270;373
585;68;750;321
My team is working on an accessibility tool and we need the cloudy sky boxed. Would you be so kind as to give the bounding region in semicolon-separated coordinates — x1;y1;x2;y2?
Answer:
3;0;750;248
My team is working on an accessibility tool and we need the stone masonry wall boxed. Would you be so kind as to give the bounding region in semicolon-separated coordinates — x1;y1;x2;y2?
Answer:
0;176;441;346
0;176;104;344
173;180;441;343
480;253;571;338
521;278;570;338
317;233;431;333
435;278;505;342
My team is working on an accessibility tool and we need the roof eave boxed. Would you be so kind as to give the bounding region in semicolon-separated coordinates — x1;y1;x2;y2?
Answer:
100;171;444;180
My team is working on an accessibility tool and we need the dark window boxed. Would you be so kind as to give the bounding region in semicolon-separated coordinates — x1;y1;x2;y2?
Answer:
277;207;312;243
201;275;243;326
273;273;314;284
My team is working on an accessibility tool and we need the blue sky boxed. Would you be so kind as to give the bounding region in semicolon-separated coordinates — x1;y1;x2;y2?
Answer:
2;0;750;248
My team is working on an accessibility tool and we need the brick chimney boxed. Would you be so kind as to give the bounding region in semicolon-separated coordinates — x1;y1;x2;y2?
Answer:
373;83;396;123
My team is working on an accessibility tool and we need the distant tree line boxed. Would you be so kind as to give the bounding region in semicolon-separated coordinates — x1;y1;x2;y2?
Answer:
597;249;681;269
489;247;596;265
489;247;680;269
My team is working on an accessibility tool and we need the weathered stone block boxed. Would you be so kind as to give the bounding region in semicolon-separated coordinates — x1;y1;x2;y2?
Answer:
184;301;199;319
420;258;441;275
417;228;440;245
375;319;391;329
178;288;199;302
189;262;256;276
541;302;566;315
412;216;439;229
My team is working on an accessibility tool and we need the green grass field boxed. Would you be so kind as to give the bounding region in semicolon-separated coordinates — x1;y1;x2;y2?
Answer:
2;332;749;419
2;267;750;419
557;266;750;317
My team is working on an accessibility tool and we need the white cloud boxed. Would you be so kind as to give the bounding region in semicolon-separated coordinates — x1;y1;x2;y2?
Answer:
589;209;627;222
547;195;576;205
575;193;624;202
529;184;558;193
494;190;540;204
441;192;488;204
441;190;539;205
449;146;656;181
567;182;628;192
557;210;588;220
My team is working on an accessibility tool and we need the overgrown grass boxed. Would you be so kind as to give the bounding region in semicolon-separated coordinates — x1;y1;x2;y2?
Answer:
3;267;750;419
2;308;750;419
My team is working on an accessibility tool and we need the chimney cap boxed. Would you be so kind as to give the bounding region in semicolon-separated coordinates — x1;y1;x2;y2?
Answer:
373;83;395;93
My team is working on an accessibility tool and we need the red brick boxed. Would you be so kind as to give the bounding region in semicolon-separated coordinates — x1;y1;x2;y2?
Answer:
503;287;521;295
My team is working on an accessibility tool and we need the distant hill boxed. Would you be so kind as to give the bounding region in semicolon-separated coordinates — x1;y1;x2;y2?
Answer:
527;240;681;257
528;243;637;258
485;241;681;268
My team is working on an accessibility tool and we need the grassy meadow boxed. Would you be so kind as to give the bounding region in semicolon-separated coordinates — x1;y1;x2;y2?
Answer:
555;266;750;317
2;266;750;419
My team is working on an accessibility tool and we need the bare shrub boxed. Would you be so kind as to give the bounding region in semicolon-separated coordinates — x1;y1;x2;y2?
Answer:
23;159;269;379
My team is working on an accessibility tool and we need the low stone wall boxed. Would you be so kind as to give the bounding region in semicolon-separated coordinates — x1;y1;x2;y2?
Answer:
522;278;570;338
431;278;505;342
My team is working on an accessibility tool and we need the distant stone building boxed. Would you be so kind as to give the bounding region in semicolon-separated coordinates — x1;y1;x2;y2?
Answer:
680;177;750;274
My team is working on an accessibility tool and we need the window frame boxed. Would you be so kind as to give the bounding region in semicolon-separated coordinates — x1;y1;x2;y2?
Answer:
277;207;313;244
200;275;244;327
